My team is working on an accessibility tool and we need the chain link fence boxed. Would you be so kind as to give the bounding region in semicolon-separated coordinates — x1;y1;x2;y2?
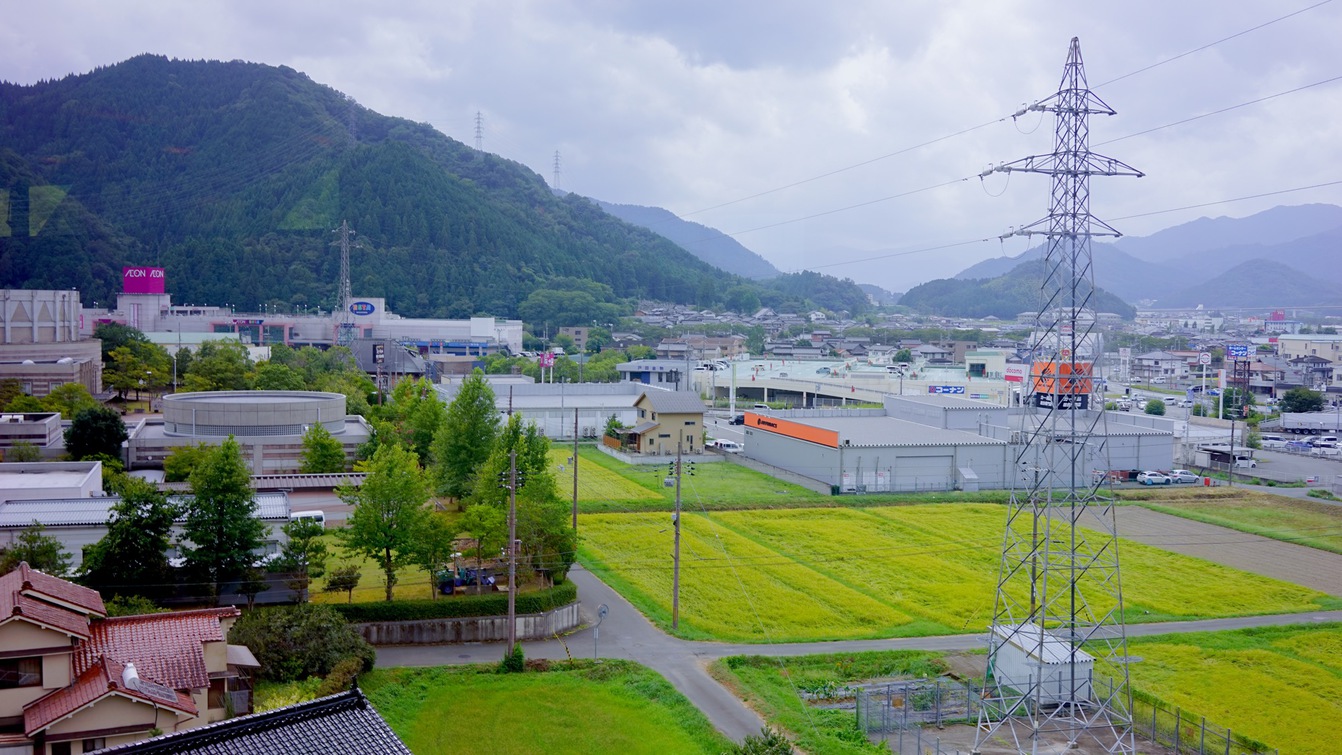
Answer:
856;677;1276;755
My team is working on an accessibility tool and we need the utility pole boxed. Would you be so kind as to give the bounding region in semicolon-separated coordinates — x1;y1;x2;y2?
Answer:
572;407;580;531
671;441;683;631
331;220;358;347
506;449;519;656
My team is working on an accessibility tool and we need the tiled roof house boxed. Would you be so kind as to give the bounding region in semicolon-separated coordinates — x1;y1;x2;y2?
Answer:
0;564;257;754
87;688;411;755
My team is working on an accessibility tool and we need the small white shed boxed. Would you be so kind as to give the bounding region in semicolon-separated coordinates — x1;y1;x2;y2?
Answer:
990;623;1094;706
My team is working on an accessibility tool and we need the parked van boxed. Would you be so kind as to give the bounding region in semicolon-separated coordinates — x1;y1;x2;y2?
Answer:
709;440;742;454
1232;456;1257;469
290;510;326;527
1259;434;1287;449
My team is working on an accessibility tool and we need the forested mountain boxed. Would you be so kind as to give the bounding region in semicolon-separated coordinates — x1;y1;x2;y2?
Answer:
0;55;868;318
900;260;1136;320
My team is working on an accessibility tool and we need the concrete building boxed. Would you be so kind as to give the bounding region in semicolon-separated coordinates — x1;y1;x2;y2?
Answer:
0;414;64;457
0;461;103;503
616;360;691;391
83;269;524;356
1277;334;1342;390
0;290;102;397
435;378;654;440
125;391;371;473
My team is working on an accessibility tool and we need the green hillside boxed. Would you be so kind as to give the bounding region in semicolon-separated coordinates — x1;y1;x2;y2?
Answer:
0;55;867;318
899;259;1137;320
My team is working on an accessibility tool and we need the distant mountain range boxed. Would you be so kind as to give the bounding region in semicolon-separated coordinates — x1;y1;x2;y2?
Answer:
952;204;1342;308
592;200;782;280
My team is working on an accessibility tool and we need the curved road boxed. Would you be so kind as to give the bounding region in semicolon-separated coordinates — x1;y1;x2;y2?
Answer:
376;562;1342;743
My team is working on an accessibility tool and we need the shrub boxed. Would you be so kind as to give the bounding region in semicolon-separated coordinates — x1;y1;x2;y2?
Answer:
104;595;168;617
730;727;793;755
329;581;577;623
228;603;375;682
498;642;524;673
315;656;364;698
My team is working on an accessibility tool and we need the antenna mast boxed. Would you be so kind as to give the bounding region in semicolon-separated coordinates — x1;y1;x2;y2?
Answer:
975;38;1143;755
332;220;358;347
552;150;562;190
475;111;484;151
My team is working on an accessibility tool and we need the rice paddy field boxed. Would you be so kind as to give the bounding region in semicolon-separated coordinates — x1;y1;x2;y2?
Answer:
579;504;1339;642
1124;624;1342;755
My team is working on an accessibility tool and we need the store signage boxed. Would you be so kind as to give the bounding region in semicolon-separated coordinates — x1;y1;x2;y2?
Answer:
1227;344;1250;358
745;412;838;448
349;301;376;316
122;266;165;294
928;385;965;394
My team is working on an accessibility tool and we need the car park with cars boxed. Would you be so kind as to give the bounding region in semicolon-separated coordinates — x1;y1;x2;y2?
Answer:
1137;470;1171;485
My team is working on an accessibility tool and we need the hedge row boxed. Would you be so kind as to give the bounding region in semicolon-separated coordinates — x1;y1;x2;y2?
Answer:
330;582;578;623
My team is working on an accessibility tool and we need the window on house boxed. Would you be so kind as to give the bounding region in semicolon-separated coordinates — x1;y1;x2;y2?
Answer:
684;420;695;426
0;657;41;688
49;743;71;755
208;678;226;709
81;739;106;752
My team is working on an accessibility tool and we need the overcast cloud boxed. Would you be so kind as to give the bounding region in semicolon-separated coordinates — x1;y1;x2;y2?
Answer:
5;1;1342;292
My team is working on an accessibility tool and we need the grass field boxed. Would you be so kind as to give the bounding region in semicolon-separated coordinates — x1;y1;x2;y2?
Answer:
1125;624;1342;755
709;651;946;755
260;661;731;754
1134;491;1342;555
579;505;1338;642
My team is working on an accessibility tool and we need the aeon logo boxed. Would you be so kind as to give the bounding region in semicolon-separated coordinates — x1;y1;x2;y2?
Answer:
349;301;376;316
124;268;164;278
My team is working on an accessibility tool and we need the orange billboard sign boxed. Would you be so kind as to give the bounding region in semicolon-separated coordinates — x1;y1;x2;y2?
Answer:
744;412;839;448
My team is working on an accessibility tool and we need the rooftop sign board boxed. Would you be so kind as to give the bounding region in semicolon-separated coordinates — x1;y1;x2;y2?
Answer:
122;266;165;294
744;412;838;448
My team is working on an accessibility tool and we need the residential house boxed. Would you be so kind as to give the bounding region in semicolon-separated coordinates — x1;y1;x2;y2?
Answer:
1277;334;1342;390
625;391;706;456
0;563;258;754
1132;351;1190;382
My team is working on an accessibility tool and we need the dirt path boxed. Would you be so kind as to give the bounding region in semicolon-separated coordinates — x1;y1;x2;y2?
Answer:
1116;507;1342;596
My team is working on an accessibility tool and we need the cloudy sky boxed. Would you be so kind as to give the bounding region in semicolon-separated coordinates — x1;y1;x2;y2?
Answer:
6;1;1342;292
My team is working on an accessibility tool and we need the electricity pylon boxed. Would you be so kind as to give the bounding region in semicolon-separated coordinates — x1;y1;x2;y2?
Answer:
974;38;1142;755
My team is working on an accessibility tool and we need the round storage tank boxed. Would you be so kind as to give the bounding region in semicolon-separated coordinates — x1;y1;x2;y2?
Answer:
161;391;347;438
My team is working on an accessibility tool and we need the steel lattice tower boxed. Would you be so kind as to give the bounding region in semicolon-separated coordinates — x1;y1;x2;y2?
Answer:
974;38;1143;755
333;220;357;347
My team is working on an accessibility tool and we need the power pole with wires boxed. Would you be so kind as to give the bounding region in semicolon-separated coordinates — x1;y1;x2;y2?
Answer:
331;220;359;347
474;111;484;151
499;450;523;657
572;407;580;531
671;442;682;631
975;38;1142;755
552;150;562;190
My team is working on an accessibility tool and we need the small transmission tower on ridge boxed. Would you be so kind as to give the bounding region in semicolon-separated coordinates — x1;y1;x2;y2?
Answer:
474;111;484;151
974;38;1142;755
332;220;359;347
552;150;563;191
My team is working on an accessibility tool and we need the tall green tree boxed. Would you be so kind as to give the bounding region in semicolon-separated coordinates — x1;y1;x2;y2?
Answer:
0;523;72;577
458;503;506;583
183;437;267;600
300;423;346;473
409;512;456;599
42;383;99;419
64;406;128;461
253;361;306;391
432;370;500;500
337;443;430;601
81;476;179;600
1279;387;1324;414
276;518;328;602
182;341;253;392
163;442;212;482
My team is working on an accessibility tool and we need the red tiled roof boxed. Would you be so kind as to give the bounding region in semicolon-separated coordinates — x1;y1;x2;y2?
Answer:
0;589;91;639
24;656;195;736
0;562;105;617
77;608;239;690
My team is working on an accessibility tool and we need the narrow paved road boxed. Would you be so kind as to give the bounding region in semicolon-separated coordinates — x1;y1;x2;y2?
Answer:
377;563;1342;743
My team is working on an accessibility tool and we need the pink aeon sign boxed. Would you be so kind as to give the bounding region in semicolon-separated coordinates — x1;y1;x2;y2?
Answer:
123;266;166;294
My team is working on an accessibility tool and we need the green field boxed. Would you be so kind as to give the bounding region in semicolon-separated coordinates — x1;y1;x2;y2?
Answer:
565;446;827;512
1136;492;1342;555
710;651;946;755
1125;624;1342;755
356;662;730;754
579;505;1337;642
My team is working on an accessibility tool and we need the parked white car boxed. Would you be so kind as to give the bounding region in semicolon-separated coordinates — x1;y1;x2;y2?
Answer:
1310;443;1340;457
708;439;742;454
1137;470;1171;485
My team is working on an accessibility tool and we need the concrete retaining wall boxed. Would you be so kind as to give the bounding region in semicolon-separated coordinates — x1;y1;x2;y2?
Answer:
354;601;582;645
